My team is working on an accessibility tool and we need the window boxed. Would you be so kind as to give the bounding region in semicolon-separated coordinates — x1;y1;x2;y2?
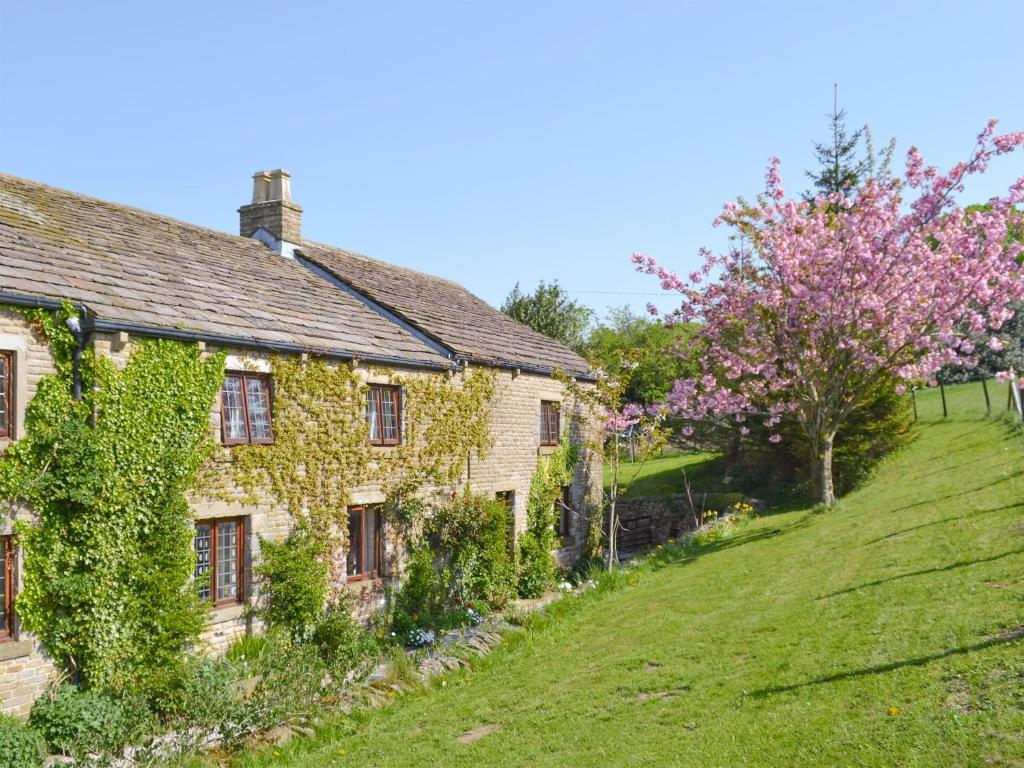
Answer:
347;506;383;579
555;485;573;538
540;400;560;446
220;373;273;445
366;385;401;446
0;351;13;439
1;536;14;639
495;490;515;511
194;518;244;605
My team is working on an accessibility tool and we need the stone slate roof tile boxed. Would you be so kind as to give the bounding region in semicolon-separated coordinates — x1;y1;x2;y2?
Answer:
0;174;448;366
299;243;591;376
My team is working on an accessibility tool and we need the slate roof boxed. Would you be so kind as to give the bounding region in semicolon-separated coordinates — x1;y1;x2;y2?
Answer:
0;173;590;377
0;174;449;366
299;243;592;376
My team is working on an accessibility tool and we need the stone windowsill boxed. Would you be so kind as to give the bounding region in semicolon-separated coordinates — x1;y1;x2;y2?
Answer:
0;639;34;661
207;603;247;626
537;445;558;457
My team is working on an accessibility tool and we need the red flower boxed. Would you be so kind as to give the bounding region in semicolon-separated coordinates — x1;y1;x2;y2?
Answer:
467;602;474;610
450;490;457;500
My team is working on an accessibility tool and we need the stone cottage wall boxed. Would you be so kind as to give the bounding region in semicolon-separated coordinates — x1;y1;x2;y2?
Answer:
0;307;59;717
0;326;603;715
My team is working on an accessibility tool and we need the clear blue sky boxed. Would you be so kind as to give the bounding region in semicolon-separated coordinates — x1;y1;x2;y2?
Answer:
2;1;1022;319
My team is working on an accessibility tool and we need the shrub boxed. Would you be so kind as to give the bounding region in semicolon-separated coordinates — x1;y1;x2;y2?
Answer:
0;715;46;768
255;530;330;641
28;683;152;757
391;490;517;636
311;598;380;672
517;535;553;598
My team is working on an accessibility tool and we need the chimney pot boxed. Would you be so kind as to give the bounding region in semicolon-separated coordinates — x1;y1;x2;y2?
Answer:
269;169;292;203
251;171;272;203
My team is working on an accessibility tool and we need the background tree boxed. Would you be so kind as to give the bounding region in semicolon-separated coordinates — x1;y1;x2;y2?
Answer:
501;280;594;353
804;85;895;200
585;306;698;405
637;120;1024;505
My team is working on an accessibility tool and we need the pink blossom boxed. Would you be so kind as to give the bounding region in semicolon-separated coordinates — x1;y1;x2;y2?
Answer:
634;121;1024;492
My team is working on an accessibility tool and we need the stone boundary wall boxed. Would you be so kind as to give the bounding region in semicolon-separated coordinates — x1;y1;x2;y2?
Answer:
613;493;751;550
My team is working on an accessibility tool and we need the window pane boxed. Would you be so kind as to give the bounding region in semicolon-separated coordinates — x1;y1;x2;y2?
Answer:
541;402;560;443
245;377;272;440
380;389;398;441
222;377;247;440
1;538;8;633
347;510;363;576
363;508;378;574
217;521;239;601
365;389;380;442
194;524;212;601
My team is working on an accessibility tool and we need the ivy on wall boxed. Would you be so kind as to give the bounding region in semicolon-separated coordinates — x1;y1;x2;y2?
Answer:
223;356;496;561
0;304;225;692
227;356;373;537
517;437;579;597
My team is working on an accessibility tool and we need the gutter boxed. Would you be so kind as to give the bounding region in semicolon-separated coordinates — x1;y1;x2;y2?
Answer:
0;291;455;373
0;292;595;380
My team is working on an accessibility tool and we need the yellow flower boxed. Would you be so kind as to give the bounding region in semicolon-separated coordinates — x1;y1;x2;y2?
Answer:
887;706;900;716
338;748;348;756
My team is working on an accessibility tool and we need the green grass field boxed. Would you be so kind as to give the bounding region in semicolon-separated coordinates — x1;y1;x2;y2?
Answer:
604;449;722;497
213;382;1024;767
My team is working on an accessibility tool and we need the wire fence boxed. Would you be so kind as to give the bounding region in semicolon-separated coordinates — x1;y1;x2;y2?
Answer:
911;374;1024;423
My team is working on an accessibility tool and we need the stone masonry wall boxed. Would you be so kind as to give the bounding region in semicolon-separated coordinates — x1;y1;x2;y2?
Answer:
0;307;59;717
0;325;603;716
613;492;750;552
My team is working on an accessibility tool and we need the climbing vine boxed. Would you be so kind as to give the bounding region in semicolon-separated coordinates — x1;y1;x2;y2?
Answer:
0;304;225;692
223;357;496;556
517;436;579;597
226;356;372;539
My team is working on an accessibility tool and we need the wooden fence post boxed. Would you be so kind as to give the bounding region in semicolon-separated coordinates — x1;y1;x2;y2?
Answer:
940;383;947;419
982;377;991;415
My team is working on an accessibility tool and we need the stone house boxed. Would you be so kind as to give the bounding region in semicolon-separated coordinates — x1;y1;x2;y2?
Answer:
0;170;601;716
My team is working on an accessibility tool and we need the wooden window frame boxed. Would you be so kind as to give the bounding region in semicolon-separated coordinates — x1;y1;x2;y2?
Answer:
220;372;274;446
1;535;14;640
540;400;561;446
347;505;383;581
194;518;245;607
366;384;402;447
0;351;13;440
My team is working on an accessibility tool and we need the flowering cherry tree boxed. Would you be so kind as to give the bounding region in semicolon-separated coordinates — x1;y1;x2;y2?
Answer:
636;121;1024;505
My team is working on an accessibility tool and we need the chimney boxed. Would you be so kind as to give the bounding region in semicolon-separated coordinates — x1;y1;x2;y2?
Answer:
239;169;302;250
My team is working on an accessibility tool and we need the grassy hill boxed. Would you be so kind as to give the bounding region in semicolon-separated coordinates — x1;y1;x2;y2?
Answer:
216;383;1024;767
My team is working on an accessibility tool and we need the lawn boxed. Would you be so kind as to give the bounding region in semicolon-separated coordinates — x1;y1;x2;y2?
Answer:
210;382;1024;767
603;449;722;497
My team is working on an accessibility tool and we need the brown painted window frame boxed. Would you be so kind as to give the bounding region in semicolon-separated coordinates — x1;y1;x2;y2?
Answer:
194;517;245;607
366;384;402;447
0;350;13;440
347;505;383;581
540;400;561;446
220;372;274;446
1;535;14;640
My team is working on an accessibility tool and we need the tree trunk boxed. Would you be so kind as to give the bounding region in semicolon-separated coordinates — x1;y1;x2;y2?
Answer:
812;433;836;506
